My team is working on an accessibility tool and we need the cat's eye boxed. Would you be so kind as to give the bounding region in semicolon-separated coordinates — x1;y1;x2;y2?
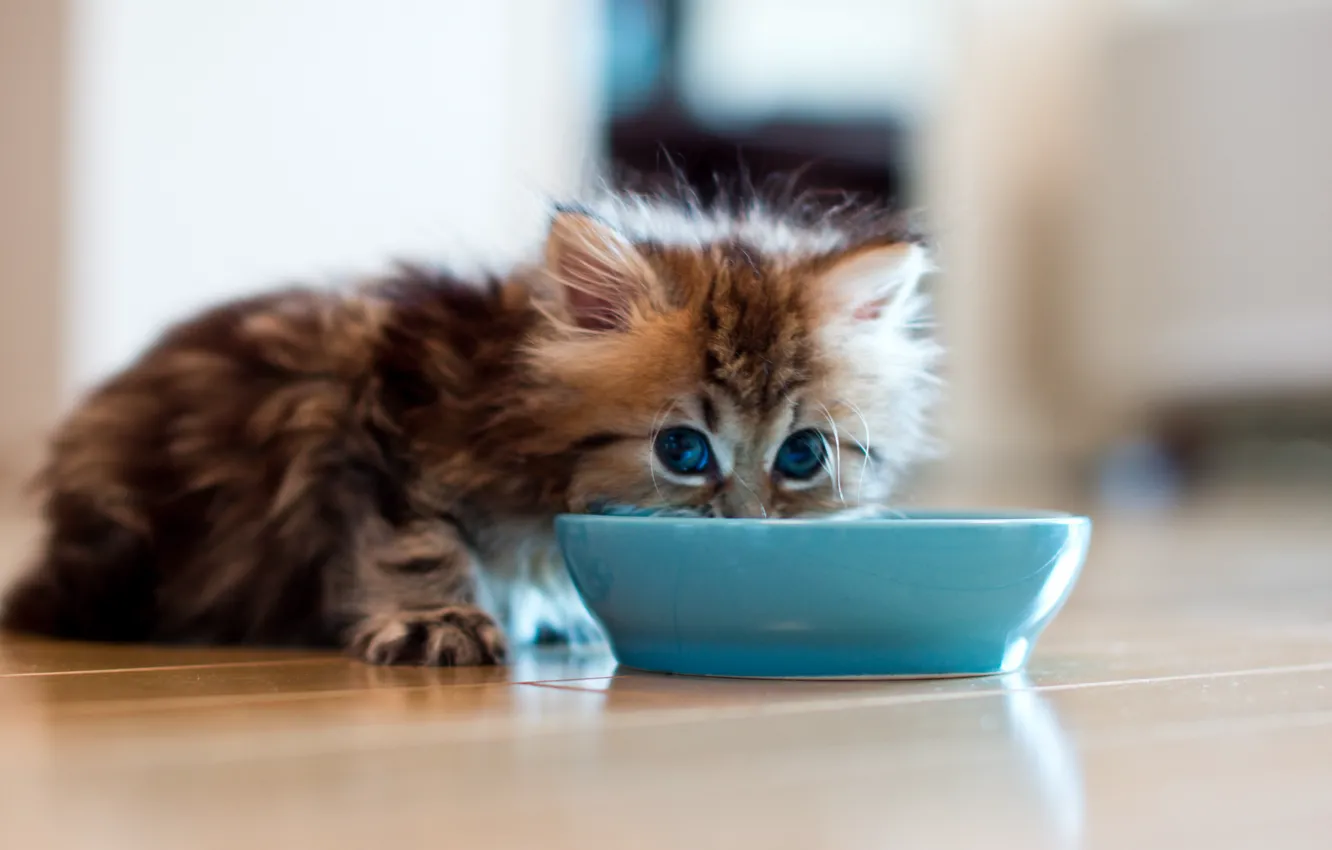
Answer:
654;427;713;476
774;430;828;480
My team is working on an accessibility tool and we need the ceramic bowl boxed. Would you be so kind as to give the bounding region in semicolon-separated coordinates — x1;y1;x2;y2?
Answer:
555;510;1091;679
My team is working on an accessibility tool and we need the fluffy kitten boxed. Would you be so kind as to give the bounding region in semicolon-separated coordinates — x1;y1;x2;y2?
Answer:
0;192;940;665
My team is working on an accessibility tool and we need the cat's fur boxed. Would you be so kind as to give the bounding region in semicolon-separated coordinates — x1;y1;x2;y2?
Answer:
0;191;940;665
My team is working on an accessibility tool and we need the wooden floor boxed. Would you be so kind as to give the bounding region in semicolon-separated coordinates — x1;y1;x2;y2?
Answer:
1;484;1330;849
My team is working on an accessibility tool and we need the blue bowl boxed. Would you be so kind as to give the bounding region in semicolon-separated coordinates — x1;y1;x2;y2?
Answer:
555;510;1091;679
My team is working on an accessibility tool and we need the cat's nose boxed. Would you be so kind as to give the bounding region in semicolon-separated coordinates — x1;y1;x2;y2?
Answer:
716;483;768;519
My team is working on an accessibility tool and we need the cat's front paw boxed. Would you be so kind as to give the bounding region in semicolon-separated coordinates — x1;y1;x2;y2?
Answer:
349;606;508;666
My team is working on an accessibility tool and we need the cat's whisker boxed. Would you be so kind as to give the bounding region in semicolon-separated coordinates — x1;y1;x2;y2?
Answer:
814;434;840;491
839;399;874;503
817;403;846;505
899;365;945;388
646;403;674;502
730;470;768;519
830;402;871;456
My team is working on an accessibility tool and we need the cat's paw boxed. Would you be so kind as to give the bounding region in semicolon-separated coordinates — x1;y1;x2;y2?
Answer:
349;606;508;666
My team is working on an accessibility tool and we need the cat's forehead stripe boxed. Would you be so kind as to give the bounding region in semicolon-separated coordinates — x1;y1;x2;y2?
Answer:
700;395;719;432
697;256;812;414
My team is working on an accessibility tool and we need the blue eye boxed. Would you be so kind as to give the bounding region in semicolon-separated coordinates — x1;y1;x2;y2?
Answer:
774;430;828;480
654;427;712;476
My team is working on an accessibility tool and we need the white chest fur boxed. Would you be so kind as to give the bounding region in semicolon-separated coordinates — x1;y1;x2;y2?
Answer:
471;519;604;647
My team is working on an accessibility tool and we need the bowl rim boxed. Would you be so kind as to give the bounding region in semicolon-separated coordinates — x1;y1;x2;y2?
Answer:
556;508;1090;529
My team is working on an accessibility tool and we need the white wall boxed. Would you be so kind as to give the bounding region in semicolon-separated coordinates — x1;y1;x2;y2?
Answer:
1078;1;1332;411
0;0;65;492
66;0;603;396
917;0;1332;489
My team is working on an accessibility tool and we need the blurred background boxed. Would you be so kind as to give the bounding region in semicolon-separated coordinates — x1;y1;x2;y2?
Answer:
3;0;1331;521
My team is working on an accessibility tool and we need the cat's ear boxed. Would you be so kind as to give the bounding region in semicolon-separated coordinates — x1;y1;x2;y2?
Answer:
543;210;655;332
816;241;933;325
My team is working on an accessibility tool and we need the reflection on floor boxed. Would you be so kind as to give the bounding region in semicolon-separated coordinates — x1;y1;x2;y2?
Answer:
1;478;1329;849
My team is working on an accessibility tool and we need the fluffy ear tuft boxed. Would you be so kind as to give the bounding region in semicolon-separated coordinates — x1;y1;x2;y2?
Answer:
544;210;655;332
817;242;934;324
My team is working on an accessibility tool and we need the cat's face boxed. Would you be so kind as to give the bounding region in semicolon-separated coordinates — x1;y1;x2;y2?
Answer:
528;208;938;518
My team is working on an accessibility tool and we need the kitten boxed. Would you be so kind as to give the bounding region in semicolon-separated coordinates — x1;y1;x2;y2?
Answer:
0;191;940;665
